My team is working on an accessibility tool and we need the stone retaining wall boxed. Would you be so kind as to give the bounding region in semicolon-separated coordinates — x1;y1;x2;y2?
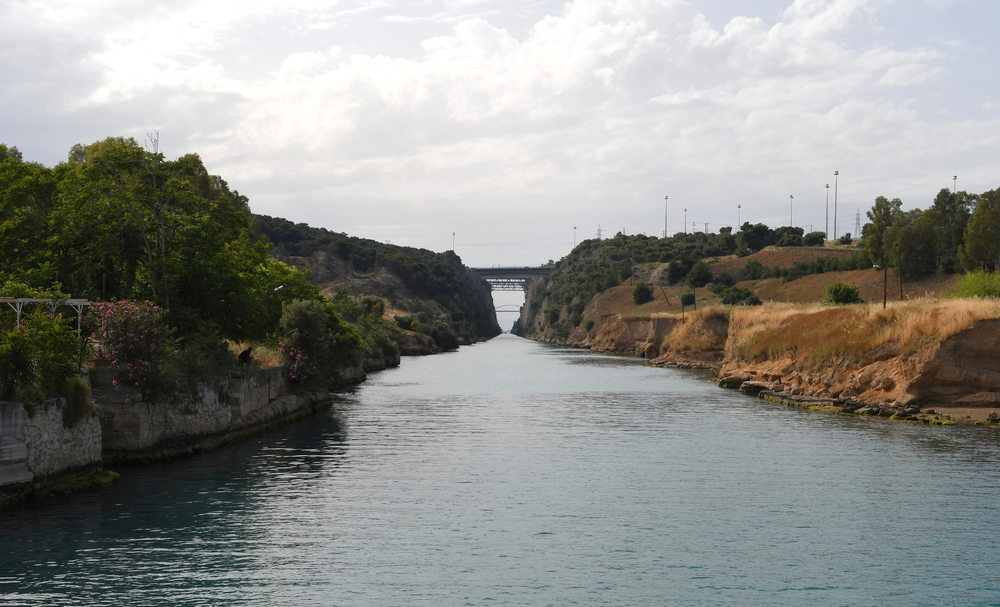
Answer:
97;366;336;461
0;399;102;498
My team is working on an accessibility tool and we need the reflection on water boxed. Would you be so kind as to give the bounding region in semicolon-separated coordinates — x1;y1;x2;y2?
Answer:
3;334;1000;606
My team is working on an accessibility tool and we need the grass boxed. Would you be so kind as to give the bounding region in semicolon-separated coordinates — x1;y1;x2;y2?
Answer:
728;298;1000;369
661;306;729;353
227;342;284;367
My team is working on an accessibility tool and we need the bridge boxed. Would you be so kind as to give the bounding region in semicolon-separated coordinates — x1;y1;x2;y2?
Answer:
469;266;551;291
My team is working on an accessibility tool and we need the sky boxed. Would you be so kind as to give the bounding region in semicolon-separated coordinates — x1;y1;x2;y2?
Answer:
3;0;998;275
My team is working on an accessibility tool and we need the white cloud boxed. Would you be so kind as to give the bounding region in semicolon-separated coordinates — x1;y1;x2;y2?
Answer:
877;62;945;86
1;0;998;264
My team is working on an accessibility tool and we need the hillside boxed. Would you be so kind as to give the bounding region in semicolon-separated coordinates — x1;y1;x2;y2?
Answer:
256;215;501;353
514;238;958;342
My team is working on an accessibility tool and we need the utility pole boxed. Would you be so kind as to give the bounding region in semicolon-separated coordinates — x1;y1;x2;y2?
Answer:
573;226;577;247
452;232;455;251
790;194;794;226
738;204;741;229
684;209;687;234
954;175;958;194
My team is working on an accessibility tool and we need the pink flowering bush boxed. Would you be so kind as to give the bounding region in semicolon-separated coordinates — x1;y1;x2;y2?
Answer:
90;300;167;402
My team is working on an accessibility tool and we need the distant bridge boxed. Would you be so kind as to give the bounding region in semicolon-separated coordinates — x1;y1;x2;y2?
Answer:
469;266;551;291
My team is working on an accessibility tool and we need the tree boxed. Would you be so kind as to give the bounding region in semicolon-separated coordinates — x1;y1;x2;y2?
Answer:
959;189;1000;272
865;196;902;267
932;187;976;271
686;260;713;288
884;208;939;280
632;281;654;305
803;231;826;246
0;144;23;162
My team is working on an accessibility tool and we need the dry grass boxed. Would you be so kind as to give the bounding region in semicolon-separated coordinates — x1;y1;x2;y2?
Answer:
728;298;1000;368
662;306;729;352
227;341;285;368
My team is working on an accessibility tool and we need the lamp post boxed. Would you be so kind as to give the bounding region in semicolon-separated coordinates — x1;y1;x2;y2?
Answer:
684;208;687;234
452;232;455;251
664;195;668;238
737;204;741;229
573;226;577;247
825;184;830;240
953;175;958;194
790;194;794;227
833;170;839;239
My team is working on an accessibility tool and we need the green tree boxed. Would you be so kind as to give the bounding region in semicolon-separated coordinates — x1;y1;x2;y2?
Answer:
959;189;1000;272
884;208;939;280
932;188;976;271
632;281;654;305
686;260;713;288
865;196;902;267
0;144;23;162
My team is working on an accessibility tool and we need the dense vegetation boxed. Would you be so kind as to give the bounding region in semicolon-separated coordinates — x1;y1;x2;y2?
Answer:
0;137;450;405
256;214;500;343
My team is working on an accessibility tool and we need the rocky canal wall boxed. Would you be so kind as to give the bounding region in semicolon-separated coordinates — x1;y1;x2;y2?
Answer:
0;399;103;503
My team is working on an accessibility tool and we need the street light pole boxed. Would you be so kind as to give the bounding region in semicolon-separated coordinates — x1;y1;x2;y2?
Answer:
573;226;577;247
825;184;830;240
452;232;455;251
834;170;839;239
738;204;741;229
684;209;687;234
790;194;794;227
664;195;668;238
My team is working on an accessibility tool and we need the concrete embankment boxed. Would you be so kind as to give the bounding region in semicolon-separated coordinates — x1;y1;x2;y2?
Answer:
1;358;374;506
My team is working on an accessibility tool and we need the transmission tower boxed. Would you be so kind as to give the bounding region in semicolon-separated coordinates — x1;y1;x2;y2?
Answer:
597;224;602;240
854;209;861;237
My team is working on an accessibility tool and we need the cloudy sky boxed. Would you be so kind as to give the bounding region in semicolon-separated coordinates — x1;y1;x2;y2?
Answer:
3;0;998;268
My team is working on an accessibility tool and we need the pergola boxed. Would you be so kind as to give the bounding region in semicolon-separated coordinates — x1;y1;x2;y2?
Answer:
1;297;92;332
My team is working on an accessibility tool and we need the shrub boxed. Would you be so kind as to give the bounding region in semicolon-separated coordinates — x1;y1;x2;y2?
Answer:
720;287;754;305
544;306;562;324
394;315;414;330
950;270;1000;299
838;232;853;245
745;293;763;306
162;322;234;387
0;328;35;401
742;259;765;280
584;319;596;331
680;292;696;307
279;299;334;384
824;282;864;304
61;377;94;428
803;231;826;246
632;281;654;305
776;233;803;247
91;301;168;403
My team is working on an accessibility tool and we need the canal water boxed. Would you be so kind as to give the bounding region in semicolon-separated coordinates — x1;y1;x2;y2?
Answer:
3;334;1000;606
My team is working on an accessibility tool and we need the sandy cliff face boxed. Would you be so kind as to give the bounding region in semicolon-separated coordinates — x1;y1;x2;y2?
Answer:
716;301;1000;422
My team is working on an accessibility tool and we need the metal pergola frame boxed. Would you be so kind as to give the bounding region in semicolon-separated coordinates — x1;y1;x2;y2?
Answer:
1;297;92;332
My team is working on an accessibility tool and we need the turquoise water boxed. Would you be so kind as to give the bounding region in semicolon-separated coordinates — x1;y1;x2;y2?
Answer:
3;334;1000;606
